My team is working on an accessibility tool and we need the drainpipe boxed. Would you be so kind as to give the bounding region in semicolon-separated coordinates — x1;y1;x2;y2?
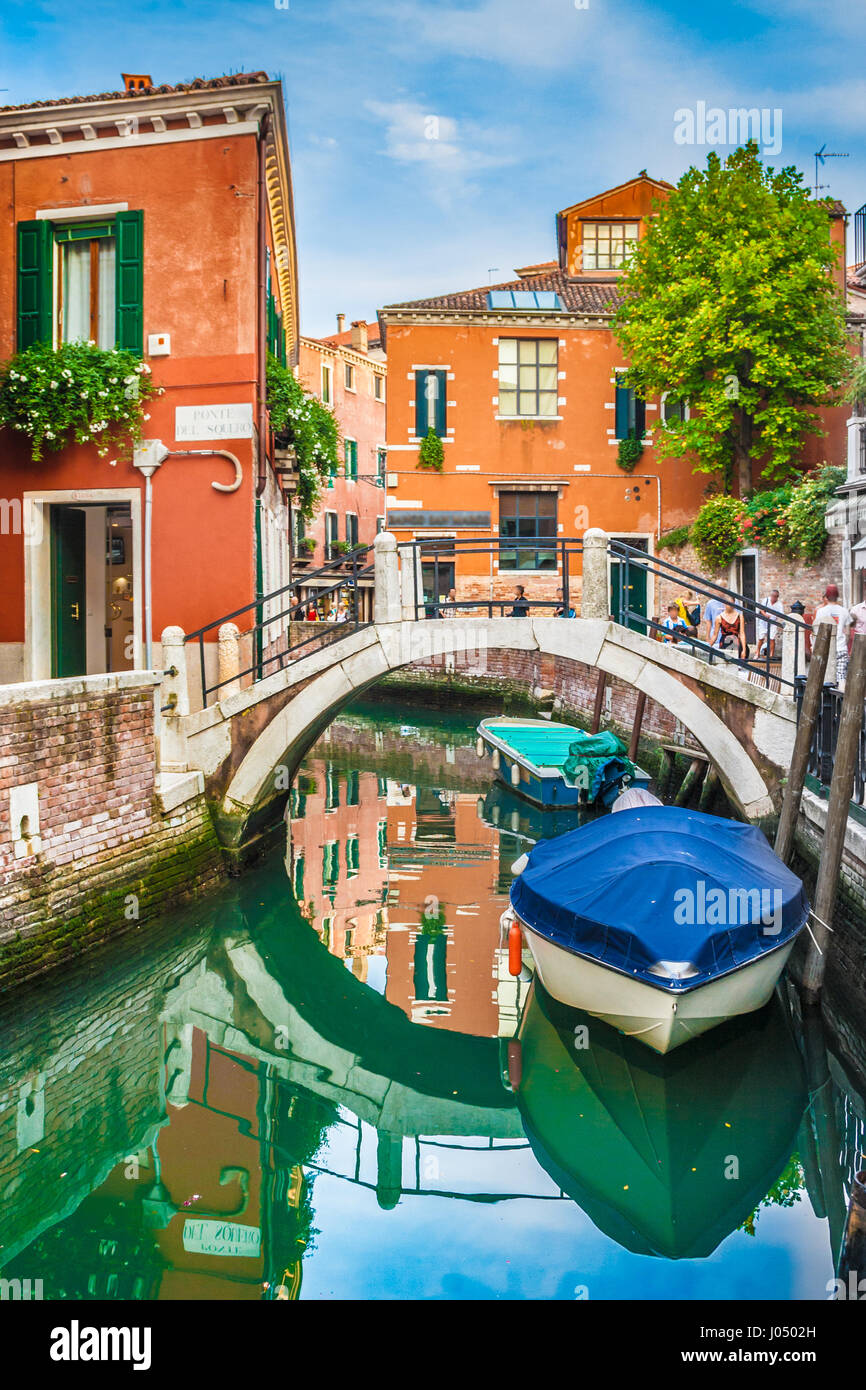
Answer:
132;441;169;669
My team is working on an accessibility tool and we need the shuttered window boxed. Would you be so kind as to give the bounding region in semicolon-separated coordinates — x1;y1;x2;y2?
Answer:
344;439;358;480
415;369;447;438
615;378;645;439
16;212;143;354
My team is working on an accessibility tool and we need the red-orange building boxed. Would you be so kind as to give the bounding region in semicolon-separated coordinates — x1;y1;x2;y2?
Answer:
378;173;847;619
295;317;386;611
0;71;298;687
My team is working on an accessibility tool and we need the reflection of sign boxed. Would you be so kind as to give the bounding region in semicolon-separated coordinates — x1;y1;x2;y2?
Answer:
182;1219;261;1258
174;403;253;441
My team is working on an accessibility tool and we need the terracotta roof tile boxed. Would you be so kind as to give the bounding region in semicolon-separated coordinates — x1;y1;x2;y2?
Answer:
382;268;622;315
316;321;382;349
0;71;271;115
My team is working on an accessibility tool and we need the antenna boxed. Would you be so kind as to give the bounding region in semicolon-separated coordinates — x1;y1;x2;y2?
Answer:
488;267;500;284
814;143;850;198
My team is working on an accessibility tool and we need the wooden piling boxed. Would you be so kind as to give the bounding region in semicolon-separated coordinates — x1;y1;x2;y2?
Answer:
591;669;607;734
628;690;647;763
675;756;705;808
698;765;719;813
801;634;866;1003
774;621;832;864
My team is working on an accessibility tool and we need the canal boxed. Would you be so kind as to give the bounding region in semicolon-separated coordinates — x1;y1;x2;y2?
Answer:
1;696;863;1301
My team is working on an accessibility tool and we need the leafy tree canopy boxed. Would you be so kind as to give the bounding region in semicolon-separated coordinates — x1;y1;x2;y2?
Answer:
613;142;850;495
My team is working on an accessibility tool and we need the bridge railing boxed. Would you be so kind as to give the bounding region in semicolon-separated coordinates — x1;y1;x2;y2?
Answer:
183;546;374;705
796;678;866;807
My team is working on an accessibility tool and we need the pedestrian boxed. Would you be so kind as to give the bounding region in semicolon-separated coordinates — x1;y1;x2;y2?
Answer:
674;589;701;629
509;584;530;617
554;586;576;618
445;586;460;616
710;601;748;660
756;588;785;659
661;603;688;643
813;584;852;687
703;592;725;648
850;595;866;636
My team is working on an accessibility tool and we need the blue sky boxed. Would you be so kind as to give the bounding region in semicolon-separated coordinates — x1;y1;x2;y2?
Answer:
1;0;864;335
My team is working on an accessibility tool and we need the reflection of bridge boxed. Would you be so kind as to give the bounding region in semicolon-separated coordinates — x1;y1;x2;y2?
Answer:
161;531;805;849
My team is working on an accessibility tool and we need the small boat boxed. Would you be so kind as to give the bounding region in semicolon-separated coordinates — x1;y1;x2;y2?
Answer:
477;783;602;844
507;805;809;1054
476;716;652;809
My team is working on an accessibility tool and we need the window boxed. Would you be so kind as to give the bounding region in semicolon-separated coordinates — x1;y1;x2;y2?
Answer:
325;511;339;559
322;842;339;892
661;392;689;426
498;339;558;418
16;212;143;353
344;439;358;480
415;369;446;438
377;818;388;868
376;448;387;486
346;769;360;806
325;764;339;811
376;515;386;533
321;364;332;404
582;221;639;271
488;289;561;309
346;834;360;878
374;374;384;401
292;853;305;901
498;491;557;571
615;377;646;439
344;362;356;391
346;512;359;549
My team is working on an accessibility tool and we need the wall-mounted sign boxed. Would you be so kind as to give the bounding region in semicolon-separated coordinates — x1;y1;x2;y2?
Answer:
174;403;253;442
182;1219;261;1258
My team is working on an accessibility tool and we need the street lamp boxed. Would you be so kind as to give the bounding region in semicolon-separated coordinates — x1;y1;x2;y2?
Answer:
133;440;169;668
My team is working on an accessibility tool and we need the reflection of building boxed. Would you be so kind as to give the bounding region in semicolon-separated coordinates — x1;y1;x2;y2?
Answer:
288;758;389;978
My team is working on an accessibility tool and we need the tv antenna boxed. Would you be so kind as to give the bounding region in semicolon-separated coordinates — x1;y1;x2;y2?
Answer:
814;143;850;198
488;267;500;284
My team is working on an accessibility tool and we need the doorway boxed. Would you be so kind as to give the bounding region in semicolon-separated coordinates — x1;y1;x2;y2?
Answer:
609;536;649;634
49;502;136;678
736;552;758;646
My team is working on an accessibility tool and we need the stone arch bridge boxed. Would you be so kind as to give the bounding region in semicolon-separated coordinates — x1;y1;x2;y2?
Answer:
160;531;801;851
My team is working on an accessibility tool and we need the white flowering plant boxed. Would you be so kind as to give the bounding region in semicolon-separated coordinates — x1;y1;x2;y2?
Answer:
0;341;158;462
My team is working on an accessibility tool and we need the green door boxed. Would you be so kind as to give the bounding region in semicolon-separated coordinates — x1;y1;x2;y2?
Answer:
51;507;87;677
610;541;648;634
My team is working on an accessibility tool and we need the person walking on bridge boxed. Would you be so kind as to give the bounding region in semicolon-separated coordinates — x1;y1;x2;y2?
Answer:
813;585;851;688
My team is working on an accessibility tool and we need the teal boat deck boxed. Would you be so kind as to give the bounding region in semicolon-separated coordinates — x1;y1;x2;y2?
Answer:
491;723;586;772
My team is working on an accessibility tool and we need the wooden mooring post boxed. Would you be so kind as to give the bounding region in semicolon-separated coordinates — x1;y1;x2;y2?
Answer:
801;633;866;1003
591;669;607;734
628;690;647;763
774;621;832;864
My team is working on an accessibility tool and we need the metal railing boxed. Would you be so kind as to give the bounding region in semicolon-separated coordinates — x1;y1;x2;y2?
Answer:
796;677;866;806
408;536;583;618
184;545;373;705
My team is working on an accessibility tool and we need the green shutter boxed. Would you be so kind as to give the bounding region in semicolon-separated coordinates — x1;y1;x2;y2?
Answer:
615;382;630;439
415;369;447;438
17;219;53;349
115;210;144;353
634;394;646;437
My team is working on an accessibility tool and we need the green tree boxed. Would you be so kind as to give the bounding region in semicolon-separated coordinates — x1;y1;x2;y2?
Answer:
613;143;850;496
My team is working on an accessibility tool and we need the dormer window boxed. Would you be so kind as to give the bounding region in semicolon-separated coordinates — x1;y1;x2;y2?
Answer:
582;221;639;271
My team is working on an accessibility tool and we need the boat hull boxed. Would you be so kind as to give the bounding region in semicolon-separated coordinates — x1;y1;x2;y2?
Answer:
520;922;797;1054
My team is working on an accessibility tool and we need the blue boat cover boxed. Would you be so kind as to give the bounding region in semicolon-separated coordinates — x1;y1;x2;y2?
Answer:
510;806;809;991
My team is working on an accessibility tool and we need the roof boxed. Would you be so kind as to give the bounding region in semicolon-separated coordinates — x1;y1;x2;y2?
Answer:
556;172;675;220
0;71;271;115
315;321;383;350
382;267;622;316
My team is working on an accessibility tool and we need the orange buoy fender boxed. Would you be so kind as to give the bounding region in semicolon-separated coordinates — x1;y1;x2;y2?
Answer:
508;920;524;977
507;1039;523;1090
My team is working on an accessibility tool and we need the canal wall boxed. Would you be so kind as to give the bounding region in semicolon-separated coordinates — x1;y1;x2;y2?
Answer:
0;672;226;989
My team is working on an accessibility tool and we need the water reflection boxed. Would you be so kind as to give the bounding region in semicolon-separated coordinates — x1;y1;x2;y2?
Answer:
1;708;865;1300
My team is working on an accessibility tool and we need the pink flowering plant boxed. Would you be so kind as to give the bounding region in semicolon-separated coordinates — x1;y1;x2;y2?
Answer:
0;341;157;461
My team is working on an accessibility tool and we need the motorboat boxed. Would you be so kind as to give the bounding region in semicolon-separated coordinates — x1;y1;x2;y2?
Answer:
476;716;653;810
506;805;810;1053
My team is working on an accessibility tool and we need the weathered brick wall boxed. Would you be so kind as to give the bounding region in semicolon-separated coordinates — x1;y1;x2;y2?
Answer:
655;534;844;619
0;674;225;988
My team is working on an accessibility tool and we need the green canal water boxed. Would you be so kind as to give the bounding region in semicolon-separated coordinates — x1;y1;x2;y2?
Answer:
1;696;863;1301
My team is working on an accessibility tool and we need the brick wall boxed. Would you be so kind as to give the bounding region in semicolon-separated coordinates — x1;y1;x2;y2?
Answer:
655;534;844;620
0;673;225;989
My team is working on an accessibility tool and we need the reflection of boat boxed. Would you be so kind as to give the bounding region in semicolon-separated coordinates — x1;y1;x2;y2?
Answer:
515;982;806;1259
476;717;652;809
509;806;809;1053
478;782;604;844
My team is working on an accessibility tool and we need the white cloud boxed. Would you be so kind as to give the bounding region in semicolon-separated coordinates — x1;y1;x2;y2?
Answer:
365;98;519;205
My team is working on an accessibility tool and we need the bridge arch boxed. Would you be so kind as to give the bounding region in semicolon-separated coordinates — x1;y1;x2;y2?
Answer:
208;617;792;846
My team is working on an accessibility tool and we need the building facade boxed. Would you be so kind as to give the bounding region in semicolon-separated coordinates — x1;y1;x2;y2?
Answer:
378;173;848;620
295;318;386;615
0;71;298;691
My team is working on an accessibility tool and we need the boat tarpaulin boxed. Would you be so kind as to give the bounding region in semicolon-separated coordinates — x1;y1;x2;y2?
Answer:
509;806;809;990
563;730;636;803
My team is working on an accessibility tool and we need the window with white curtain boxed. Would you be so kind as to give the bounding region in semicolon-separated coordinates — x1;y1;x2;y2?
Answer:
59;232;116;347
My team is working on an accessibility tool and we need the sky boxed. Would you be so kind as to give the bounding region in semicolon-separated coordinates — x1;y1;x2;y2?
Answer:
1;0;864;336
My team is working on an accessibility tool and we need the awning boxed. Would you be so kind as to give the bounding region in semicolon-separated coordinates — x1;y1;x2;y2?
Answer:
853;536;866;570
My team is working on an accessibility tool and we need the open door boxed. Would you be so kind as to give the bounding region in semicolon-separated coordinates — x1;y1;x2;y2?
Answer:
51;507;87;677
610;537;649;634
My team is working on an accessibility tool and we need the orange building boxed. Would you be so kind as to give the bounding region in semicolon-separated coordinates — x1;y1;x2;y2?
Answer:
295;317;386;610
378;173;847;619
0;71;298;686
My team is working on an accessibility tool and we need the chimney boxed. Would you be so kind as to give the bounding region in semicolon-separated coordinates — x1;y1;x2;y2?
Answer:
336;313;346;334
350;320;368;354
122;73;153;93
